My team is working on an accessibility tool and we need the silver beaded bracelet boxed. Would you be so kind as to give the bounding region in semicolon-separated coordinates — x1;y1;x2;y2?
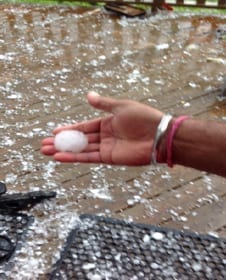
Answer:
151;114;173;165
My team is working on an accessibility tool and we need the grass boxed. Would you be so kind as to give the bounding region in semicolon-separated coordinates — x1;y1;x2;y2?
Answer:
1;0;94;6
2;0;226;14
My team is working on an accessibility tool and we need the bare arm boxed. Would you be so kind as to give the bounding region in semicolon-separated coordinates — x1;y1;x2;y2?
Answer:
161;118;226;177
41;92;226;177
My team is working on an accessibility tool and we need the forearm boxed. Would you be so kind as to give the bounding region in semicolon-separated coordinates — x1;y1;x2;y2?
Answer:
159;118;226;177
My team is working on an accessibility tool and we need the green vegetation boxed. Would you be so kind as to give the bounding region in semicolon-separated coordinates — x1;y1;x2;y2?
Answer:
2;0;226;14
174;6;226;14
1;0;94;6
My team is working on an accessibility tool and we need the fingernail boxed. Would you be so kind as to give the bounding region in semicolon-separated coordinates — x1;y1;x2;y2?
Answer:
88;91;100;97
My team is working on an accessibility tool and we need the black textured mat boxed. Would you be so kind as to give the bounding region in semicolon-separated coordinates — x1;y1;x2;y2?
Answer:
0;182;56;277
0;213;33;278
50;214;226;280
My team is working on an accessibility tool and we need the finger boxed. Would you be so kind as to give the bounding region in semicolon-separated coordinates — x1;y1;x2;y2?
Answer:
41;142;99;155
41;145;57;155
88;133;100;144
43;132;100;145
41;136;99;153
87;91;122;114
53;119;101;135
41;137;54;146
54;151;102;163
84;143;100;152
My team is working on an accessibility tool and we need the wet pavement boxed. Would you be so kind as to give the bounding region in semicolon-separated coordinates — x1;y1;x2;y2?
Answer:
0;4;226;279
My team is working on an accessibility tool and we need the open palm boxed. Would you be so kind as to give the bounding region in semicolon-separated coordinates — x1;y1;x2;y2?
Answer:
41;92;163;166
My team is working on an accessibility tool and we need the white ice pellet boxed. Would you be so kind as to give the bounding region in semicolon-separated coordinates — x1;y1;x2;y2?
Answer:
127;199;135;206
192;262;202;272
87;274;102;280
143;234;150;244
82;263;96;270
151;262;159;269
54;130;88;153
151;232;164;240
179;216;188;222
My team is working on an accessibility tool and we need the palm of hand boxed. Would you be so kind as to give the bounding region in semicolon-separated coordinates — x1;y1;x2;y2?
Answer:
41;97;163;165
99;104;158;165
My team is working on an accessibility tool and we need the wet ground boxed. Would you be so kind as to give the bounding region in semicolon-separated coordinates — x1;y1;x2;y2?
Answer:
0;4;226;279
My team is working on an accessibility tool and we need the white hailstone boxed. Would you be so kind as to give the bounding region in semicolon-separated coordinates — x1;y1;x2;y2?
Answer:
54;130;88;153
192;262;202;272
151;232;164;241
151;262;159;269
82;263;96;270
143;234;150;244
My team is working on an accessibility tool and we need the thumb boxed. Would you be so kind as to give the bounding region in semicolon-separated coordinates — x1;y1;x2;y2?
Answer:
87;91;120;114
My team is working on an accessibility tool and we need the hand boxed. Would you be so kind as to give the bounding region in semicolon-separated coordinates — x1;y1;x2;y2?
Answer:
41;92;164;165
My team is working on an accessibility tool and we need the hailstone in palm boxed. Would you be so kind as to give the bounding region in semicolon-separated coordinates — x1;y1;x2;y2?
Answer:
54;130;88;153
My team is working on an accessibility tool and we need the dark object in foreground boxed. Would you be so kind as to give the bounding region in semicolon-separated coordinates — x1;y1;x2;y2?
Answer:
0;213;33;271
0;236;14;263
0;182;6;196
215;24;226;40
217;74;226;101
49;214;226;280
0;182;56;269
105;3;145;17
0;189;56;213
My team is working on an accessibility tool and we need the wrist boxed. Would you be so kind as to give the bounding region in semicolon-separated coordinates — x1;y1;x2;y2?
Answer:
156;118;174;164
156;116;189;166
166;116;190;167
151;114;173;165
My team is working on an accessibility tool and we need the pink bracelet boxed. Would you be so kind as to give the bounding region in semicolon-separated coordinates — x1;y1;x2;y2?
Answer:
166;116;189;168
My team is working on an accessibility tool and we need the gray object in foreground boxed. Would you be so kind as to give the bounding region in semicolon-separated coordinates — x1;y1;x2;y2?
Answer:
0;182;56;213
217;74;226;102
50;214;226;280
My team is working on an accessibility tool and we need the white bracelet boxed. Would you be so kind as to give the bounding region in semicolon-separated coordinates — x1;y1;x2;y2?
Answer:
151;114;173;165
